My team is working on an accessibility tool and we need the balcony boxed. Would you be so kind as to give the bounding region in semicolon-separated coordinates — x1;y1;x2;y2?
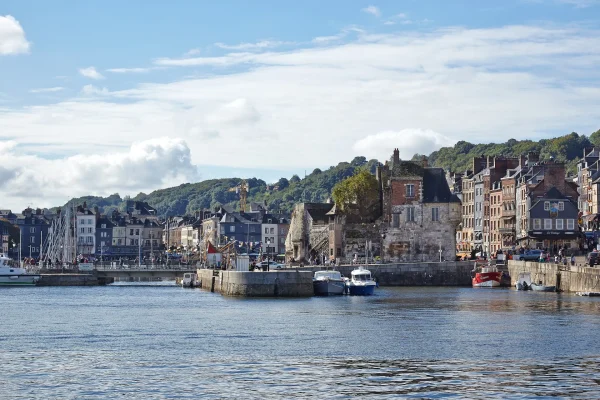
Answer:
501;209;516;218
499;227;515;234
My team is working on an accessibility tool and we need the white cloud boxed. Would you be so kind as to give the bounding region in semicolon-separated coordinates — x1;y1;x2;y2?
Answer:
205;98;260;125
3;24;600;207
106;67;152;73
215;40;288;51
353;129;455;161
0;137;199;208
79;66;104;80
29;87;64;94
0;15;30;55
81;84;109;96
556;0;599;7
185;48;201;56
362;5;382;17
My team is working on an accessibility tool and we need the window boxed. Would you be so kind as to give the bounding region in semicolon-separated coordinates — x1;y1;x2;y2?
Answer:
432;207;439;222
230;226;235;233
567;219;575;230
30;227;36;233
101;232;107;238
392;213;399;228
130;229;134;235
265;227;269;234
87;227;92;233
30;236;35;244
101;241;105;247
88;219;92;225
406;184;415;198
79;237;84;244
118;239;122;245
406;207;415;222
135;229;139;235
80;228;85;233
86;236;93;243
544;219;552;230
533;219;541;230
101;224;106;228
555;219;564;230
130;239;134;245
135;239;139;245
544;202;550;211
558;202;564;211
270;228;274;234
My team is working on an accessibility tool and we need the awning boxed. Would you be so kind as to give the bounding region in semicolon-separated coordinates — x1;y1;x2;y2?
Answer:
583;213;600;221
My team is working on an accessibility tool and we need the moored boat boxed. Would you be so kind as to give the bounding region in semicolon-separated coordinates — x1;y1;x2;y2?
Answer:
0;254;40;286
530;282;556;292
515;272;532;291
472;264;501;288
181;272;198;288
345;267;376;296
313;270;345;296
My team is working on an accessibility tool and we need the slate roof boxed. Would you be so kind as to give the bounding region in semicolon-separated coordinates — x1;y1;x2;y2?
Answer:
423;168;461;203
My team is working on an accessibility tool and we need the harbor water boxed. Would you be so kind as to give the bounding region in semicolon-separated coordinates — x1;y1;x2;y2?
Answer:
2;284;600;399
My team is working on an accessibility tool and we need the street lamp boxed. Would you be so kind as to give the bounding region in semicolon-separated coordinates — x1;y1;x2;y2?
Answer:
438;241;443;262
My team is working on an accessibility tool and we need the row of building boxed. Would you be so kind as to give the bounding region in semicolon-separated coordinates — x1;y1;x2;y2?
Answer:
0;200;290;262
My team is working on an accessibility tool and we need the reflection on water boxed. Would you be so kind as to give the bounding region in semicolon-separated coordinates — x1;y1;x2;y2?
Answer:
1;286;600;399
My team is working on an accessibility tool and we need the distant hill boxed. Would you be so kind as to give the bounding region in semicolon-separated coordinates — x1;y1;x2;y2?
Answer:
62;130;600;217
63;157;379;216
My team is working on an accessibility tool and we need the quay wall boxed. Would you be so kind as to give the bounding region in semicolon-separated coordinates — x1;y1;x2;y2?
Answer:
197;261;473;297
197;269;313;297
301;261;473;286
508;261;600;293
37;273;114;286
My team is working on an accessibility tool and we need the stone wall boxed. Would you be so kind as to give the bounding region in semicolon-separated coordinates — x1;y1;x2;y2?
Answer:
508;260;600;293
341;222;382;262
383;202;458;263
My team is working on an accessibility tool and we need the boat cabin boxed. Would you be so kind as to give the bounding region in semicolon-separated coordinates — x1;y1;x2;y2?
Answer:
314;271;342;280
351;268;372;281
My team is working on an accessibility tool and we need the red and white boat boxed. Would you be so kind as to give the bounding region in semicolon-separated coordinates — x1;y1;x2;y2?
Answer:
472;264;501;288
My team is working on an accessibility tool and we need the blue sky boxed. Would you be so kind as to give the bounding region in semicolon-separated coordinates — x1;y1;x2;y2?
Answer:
1;0;600;208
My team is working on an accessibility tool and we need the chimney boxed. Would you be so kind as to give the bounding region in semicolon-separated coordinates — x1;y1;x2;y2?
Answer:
393;148;400;166
519;154;526;168
94;206;99;214
421;155;428;168
527;152;539;164
83;201;87;209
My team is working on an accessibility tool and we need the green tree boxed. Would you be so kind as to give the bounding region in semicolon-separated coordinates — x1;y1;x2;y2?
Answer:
332;169;379;219
290;174;301;184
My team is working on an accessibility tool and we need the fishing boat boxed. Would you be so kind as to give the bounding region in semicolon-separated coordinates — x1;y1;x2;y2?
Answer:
345;267;376;295
0;254;40;286
313;270;345;296
530;281;556;292
472;263;501;288
515;272;532;291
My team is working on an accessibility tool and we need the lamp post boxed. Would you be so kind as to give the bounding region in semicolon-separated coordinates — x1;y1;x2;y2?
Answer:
438;241;442;263
265;237;270;271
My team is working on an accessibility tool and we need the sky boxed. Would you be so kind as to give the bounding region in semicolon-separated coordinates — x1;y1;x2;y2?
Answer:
1;0;600;210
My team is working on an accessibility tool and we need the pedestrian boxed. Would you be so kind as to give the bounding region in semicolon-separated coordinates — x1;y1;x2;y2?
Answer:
571;254;575;266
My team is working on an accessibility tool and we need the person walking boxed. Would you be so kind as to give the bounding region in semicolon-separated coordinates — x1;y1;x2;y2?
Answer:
571;254;575;266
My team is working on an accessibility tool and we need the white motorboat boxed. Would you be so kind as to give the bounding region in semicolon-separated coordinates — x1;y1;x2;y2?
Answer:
313;270;345;296
515;272;532;291
345;267;377;295
0;254;40;286
181;272;198;288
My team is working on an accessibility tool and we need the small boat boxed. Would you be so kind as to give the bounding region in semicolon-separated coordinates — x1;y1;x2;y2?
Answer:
576;292;600;296
181;272;198;288
0;254;40;286
313;270;346;296
530;282;556;292
472;263;501;288
515;272;532;291
345;267;376;296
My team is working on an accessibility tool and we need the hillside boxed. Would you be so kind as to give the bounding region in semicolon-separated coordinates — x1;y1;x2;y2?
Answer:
63;130;600;217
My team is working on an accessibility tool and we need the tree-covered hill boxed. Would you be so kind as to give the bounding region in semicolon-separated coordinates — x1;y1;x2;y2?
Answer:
63;157;379;216
62;130;600;217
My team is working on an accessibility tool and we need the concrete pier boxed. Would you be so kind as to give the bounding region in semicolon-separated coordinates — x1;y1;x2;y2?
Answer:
198;269;313;297
508;260;600;293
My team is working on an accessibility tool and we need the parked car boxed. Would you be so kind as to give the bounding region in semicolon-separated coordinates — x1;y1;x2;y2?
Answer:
587;252;600;266
518;250;543;261
255;261;284;270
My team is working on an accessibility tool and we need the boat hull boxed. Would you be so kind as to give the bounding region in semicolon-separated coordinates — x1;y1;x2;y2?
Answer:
346;283;376;296
530;284;556;292
0;274;40;286
472;272;501;288
313;280;345;296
